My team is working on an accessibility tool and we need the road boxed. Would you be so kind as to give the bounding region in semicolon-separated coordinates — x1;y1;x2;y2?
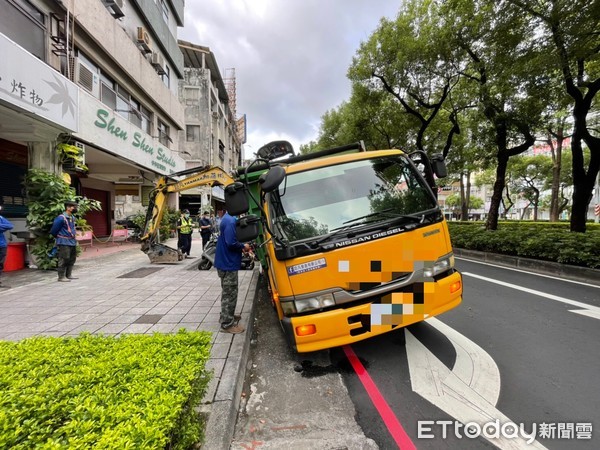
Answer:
331;258;600;449
233;259;600;449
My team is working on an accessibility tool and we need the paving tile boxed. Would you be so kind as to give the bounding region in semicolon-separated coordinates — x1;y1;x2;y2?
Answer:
158;314;186;323
96;323;129;334
120;323;153;334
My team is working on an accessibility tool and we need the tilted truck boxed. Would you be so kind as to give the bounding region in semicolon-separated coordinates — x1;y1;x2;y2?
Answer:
141;141;462;353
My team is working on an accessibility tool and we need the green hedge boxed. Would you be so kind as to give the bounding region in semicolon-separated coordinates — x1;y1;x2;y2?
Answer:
448;221;600;269
0;331;212;449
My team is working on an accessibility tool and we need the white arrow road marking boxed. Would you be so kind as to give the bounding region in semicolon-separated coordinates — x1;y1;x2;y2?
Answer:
406;322;547;449
463;272;600;320
427;317;500;406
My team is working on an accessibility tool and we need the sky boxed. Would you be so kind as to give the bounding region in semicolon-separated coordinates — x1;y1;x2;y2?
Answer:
179;0;402;159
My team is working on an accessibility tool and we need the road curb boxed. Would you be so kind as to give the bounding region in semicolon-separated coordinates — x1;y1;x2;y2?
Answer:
201;269;260;450
454;248;600;286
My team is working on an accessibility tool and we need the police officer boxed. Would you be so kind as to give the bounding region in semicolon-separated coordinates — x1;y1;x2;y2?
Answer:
177;209;194;258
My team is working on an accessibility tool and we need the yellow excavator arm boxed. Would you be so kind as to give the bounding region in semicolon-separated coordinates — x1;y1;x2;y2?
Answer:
140;165;237;263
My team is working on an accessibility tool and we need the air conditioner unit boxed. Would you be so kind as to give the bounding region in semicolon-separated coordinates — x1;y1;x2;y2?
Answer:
151;52;166;75
73;57;100;98
103;0;125;18
136;27;151;53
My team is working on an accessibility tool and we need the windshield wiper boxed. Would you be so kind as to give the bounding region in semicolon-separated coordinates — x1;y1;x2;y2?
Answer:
342;209;423;226
308;222;368;247
307;211;426;249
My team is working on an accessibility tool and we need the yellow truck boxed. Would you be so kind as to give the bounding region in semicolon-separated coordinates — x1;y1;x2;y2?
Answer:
140;141;462;353
235;141;462;353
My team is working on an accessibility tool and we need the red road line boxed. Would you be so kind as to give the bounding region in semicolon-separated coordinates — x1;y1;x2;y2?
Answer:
343;344;416;450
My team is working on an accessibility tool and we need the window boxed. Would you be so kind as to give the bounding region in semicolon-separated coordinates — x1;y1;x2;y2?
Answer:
157;119;170;147
159;0;169;24
218;139;225;161
99;72;117;108
270;156;437;243
2;0;45;60
97;66;151;134
139;105;152;134
186;125;200;142
116;85;130;119
161;65;170;88
185;88;200;106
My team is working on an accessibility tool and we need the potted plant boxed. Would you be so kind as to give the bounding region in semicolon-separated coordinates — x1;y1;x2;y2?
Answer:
57;143;88;174
23;169;101;269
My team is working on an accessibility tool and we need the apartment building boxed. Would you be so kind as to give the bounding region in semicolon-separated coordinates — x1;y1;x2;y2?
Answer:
0;0;186;237
177;40;243;215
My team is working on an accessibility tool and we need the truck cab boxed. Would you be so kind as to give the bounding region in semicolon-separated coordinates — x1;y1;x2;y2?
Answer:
236;142;462;353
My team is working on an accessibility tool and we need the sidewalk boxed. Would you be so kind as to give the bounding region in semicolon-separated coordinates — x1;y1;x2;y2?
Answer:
0;235;256;450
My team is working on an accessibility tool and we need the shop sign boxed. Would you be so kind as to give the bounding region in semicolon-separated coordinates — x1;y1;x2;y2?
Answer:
94;108;178;172
0;33;78;131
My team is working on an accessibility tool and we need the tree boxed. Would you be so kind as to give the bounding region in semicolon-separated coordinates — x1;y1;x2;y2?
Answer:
443;0;549;230
507;0;600;232
348;0;469;158
508;155;554;221
445;193;483;219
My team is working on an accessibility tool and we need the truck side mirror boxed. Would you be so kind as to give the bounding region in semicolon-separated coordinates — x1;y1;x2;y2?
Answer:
236;214;260;242
259;165;285;193
430;153;447;178
225;182;249;215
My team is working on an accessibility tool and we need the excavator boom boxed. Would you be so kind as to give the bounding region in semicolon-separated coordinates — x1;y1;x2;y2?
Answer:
140;165;237;263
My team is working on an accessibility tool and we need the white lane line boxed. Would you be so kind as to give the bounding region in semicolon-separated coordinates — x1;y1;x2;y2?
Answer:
456;257;600;289
427;317;500;406
406;328;547;449
569;309;600;321
462;272;600;314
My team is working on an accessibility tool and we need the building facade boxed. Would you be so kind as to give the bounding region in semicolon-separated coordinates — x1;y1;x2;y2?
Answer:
177;40;242;215
1;0;187;241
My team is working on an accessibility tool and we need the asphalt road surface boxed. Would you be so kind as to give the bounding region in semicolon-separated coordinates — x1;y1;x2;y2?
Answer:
233;260;600;449
332;258;600;449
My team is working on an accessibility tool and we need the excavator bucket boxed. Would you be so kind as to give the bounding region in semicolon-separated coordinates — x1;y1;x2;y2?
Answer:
145;243;184;263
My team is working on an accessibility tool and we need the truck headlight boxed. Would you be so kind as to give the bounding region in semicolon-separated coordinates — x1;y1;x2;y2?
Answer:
424;253;455;278
281;293;336;315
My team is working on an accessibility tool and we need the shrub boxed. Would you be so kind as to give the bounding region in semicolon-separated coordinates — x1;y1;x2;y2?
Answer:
0;330;212;449
448;221;600;269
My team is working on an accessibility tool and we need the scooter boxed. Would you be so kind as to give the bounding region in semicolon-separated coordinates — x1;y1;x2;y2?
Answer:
198;233;218;270
197;234;255;270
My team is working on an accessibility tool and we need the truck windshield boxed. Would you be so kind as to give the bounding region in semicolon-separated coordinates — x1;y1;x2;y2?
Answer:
269;155;438;243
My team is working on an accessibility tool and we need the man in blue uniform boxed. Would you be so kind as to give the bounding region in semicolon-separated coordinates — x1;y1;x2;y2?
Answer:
50;201;79;282
215;211;250;334
0;202;15;288
199;211;212;249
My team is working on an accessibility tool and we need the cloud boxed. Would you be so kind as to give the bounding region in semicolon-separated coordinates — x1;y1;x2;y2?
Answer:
180;0;400;157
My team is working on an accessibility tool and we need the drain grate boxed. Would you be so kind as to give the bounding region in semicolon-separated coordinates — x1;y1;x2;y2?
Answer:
134;314;164;324
118;267;164;278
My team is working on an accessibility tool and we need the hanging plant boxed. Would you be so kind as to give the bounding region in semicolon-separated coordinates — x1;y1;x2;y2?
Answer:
57;143;89;173
23;169;101;269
